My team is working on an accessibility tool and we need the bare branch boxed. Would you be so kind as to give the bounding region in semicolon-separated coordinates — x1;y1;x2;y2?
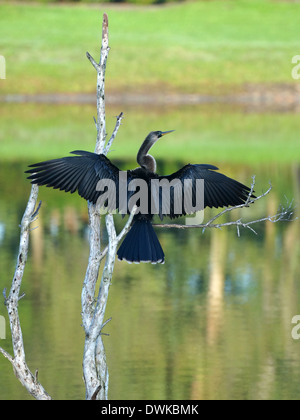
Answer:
101;13;109;54
0;185;51;400
82;13;111;335
82;12;126;401
101;317;112;332
81;204;102;334
86;13;110;154
154;179;296;236
99;205;138;262
104;112;124;155
90;214;117;342
201;176;266;232
245;175;256;206
0;346;14;364
86;51;99;71
116;205;138;242
82;176;136;402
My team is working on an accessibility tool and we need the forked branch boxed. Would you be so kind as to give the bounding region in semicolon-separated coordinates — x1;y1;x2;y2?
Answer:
82;13;127;401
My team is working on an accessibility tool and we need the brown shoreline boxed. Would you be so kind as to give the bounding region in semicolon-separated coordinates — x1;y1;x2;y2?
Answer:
1;84;300;112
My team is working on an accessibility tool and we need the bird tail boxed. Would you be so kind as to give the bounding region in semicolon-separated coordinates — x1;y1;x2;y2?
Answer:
117;219;165;264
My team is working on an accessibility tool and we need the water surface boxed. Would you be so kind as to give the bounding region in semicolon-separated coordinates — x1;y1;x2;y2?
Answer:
0;100;300;399
0;159;299;400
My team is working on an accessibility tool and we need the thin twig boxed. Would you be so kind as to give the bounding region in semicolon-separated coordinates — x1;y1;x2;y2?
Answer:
104;112;124;155
86;51;99;71
153;180;295;236
99;205;137;262
0;347;14;364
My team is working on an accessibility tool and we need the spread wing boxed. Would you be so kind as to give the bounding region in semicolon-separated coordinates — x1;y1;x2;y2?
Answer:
26;154;254;218
156;164;254;219
26;150;123;206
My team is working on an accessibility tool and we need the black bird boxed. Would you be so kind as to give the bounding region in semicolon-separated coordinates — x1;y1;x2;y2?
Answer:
26;131;254;264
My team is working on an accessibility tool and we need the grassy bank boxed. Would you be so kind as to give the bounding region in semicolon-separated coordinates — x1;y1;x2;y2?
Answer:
0;0;300;95
1;103;299;165
1;1;300;164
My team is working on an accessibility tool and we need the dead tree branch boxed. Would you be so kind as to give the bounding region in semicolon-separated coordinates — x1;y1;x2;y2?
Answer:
82;13;130;401
104;112;124;155
0;185;51;400
154;176;296;235
86;12;109;155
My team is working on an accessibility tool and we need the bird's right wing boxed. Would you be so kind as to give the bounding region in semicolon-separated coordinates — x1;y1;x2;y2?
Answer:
26;150;121;205
157;163;254;219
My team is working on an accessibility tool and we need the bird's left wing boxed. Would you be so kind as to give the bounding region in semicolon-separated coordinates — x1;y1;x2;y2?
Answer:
26;150;121;205
156;164;253;219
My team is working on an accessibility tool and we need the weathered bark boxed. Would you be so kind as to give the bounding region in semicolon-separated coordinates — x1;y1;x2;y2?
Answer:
82;13;136;400
0;186;51;400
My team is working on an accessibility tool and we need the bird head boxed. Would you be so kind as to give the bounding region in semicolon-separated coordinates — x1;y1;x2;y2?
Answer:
137;130;175;172
156;130;175;139
142;130;175;151
146;130;175;148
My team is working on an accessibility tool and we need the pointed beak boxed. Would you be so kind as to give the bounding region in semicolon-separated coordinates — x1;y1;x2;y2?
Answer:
161;130;175;137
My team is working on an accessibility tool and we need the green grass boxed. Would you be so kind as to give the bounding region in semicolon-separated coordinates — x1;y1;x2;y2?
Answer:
0;0;300;94
1;1;300;164
1;103;299;165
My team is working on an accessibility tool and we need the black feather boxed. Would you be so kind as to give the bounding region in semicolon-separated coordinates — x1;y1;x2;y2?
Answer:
25;143;255;265
117;219;164;264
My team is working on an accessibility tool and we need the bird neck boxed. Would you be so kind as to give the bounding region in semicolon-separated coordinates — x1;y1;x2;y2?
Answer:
137;135;157;173
137;154;157;173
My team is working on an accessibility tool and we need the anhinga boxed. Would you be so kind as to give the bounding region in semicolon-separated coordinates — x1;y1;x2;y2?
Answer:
26;131;253;264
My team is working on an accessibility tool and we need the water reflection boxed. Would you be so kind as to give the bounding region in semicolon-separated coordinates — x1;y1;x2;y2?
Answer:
0;162;299;400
